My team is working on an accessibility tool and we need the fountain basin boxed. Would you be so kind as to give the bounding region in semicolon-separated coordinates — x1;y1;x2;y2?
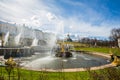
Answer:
0;47;33;59
21;51;110;70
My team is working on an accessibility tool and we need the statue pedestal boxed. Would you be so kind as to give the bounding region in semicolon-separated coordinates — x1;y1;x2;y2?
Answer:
55;51;72;58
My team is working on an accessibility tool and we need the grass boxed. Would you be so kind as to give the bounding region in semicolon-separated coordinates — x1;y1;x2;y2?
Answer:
74;47;120;55
58;41;120;55
57;41;88;47
0;67;89;80
0;66;120;80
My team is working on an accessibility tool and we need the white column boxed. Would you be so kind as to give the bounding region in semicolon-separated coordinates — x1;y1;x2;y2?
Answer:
0;40;1;46
118;38;120;48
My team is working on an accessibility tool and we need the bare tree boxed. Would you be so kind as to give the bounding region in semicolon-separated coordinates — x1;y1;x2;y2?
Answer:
109;28;120;47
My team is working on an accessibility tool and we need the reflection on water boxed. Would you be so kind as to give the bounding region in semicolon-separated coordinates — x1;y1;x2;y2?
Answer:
62;59;68;62
20;51;110;70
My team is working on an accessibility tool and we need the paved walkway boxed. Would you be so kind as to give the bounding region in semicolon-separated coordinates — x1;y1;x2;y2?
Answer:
87;52;111;58
23;63;114;72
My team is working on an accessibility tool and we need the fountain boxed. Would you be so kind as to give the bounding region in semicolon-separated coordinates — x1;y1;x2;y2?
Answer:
0;29;32;59
31;29;38;47
4;32;9;46
15;33;22;46
55;33;73;57
22;49;110;70
18;20;110;71
31;38;38;46
21;33;110;70
55;42;72;58
0;21;111;71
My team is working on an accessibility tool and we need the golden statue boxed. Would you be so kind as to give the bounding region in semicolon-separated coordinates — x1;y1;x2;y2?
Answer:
109;50;120;66
111;56;120;66
5;57;16;66
55;42;72;57
61;43;65;53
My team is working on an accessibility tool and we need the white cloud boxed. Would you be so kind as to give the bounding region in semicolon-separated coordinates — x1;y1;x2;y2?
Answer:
46;12;57;21
0;0;119;38
60;17;113;37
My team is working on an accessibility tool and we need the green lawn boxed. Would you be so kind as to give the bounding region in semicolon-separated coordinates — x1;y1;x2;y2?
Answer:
61;41;120;55
57;41;88;47
0;67;90;80
74;47;120;55
1;67;120;80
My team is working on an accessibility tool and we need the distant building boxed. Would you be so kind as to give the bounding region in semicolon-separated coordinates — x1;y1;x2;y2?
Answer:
0;21;56;47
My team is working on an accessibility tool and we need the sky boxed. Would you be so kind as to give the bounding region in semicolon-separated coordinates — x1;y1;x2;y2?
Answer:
0;0;120;39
